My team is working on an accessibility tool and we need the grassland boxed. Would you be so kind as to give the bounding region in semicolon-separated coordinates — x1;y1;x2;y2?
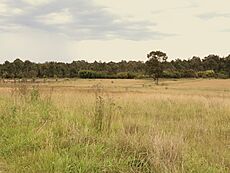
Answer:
0;79;229;173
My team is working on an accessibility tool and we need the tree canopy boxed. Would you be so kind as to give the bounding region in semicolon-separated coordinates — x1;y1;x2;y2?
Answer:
0;52;230;80
146;51;168;84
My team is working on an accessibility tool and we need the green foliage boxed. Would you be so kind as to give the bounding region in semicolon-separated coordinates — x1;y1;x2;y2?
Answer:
117;72;136;79
0;53;230;79
78;70;106;79
146;51;168;84
197;70;215;78
163;70;182;78
78;70;137;79
216;71;229;79
182;69;198;78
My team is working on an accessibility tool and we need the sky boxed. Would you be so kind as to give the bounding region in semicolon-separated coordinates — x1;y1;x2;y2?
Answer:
0;0;230;63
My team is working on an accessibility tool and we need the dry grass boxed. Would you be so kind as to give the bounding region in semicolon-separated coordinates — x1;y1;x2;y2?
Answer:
0;79;229;173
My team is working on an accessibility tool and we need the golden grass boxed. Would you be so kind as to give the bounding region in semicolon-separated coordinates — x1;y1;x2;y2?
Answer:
0;79;229;172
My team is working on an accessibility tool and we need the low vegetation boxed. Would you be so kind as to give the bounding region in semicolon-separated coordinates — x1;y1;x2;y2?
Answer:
0;79;229;172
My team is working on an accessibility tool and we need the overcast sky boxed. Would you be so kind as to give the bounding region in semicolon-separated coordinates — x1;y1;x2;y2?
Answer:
0;0;230;63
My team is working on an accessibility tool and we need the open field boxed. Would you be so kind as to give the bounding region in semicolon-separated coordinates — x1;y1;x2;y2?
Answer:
0;79;229;173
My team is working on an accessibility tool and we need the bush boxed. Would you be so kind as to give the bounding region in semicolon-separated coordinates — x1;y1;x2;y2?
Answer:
78;70;137;79
163;70;181;78
163;70;198;78
216;71;229;79
181;69;198;78
135;74;149;79
78;70;107;79
197;70;215;78
116;72;137;79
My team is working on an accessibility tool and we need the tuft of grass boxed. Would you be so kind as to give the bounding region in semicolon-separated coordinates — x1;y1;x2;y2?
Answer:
93;84;116;135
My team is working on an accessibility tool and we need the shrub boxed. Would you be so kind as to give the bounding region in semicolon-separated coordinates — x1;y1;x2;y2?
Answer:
181;69;198;78
163;70;181;78
116;72;137;79
78;70;138;79
197;70;215;78
216;71;229;79
78;70;106;79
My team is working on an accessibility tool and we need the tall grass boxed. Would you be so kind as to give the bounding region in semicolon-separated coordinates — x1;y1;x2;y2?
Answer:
0;79;229;173
93;83;115;134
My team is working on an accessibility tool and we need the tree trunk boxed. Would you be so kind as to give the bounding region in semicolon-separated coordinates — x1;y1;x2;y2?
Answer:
155;77;159;85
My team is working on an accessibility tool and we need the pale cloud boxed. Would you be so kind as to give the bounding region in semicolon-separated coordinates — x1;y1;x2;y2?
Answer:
37;8;73;25
0;0;165;41
21;0;55;6
94;0;192;20
194;0;230;12
0;0;229;63
0;2;24;16
222;28;230;32
198;12;230;20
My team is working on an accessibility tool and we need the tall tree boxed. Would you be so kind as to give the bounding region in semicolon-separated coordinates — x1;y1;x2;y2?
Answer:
225;55;230;77
146;51;168;84
189;56;203;71
203;55;220;72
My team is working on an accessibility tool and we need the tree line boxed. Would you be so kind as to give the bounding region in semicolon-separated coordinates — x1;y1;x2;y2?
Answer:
0;51;230;80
